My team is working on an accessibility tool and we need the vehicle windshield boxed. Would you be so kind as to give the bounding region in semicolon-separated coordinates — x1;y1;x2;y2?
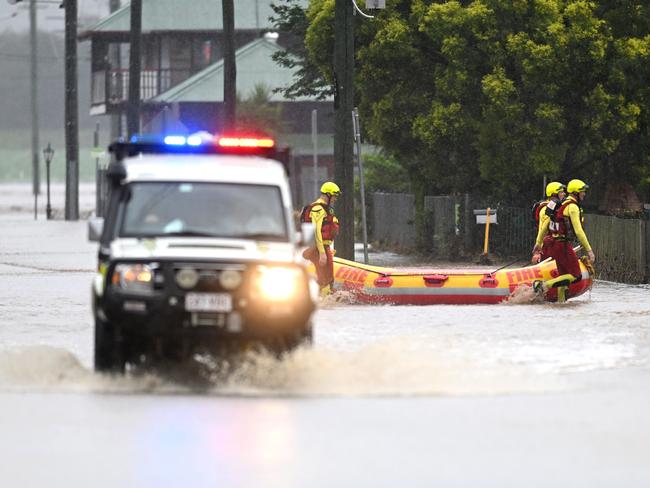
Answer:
119;182;288;241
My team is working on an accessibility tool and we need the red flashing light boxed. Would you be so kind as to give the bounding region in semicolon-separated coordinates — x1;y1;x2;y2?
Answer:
217;136;275;149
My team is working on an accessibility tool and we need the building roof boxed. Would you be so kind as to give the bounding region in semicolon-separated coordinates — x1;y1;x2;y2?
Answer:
152;37;333;104
83;0;306;35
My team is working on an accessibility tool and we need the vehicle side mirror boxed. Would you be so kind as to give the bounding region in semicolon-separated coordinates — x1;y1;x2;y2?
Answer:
298;222;315;247
88;217;104;242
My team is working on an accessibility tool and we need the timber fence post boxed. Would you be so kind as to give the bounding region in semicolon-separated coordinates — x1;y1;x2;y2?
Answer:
640;219;647;282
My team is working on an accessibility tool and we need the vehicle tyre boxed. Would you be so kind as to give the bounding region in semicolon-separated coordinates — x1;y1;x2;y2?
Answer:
94;316;126;374
276;321;313;354
297;320;314;347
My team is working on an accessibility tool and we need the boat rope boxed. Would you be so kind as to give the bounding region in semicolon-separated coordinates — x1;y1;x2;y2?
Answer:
336;259;490;278
337;245;583;278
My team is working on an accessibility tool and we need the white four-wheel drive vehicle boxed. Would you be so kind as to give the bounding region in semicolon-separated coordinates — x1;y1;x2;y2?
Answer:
88;134;317;373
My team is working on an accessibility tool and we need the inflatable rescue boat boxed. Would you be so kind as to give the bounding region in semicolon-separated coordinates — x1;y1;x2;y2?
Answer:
324;256;593;304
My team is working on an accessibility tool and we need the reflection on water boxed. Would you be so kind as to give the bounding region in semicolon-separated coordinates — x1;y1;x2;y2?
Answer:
136;399;299;486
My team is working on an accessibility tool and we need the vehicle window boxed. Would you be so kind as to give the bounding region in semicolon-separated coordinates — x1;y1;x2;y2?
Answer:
120;182;288;240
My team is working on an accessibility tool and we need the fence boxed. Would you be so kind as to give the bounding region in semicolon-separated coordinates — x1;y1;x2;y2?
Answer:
369;191;649;284
425;195;458;257
371;193;532;258
585;215;648;283
370;193;416;249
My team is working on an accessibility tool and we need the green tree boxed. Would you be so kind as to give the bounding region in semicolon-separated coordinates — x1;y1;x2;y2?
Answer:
270;0;334;100
365;0;648;204
280;0;650;243
362;152;411;194
236;84;286;137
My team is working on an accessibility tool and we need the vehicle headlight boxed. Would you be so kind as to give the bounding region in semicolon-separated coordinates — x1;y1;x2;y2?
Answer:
220;269;243;290
112;263;155;293
255;265;303;301
175;267;199;289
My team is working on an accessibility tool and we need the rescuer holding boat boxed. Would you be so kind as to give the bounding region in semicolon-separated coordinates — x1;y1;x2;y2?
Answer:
531;181;567;263
301;182;341;295
534;179;596;301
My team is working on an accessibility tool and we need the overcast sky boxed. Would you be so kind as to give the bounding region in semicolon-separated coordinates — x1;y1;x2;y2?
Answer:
0;0;109;32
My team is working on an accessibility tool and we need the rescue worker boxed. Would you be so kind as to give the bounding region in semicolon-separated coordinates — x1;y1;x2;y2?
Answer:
533;178;596;302
301;182;341;295
531;181;566;264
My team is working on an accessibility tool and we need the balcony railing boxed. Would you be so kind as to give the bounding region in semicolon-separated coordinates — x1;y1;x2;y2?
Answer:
91;68;196;106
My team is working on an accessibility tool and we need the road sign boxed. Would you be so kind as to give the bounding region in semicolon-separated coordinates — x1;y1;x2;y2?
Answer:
366;0;386;8
474;209;498;224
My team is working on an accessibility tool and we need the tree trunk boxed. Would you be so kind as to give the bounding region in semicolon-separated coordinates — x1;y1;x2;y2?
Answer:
333;0;355;260
64;0;79;220
127;0;142;138
222;0;236;131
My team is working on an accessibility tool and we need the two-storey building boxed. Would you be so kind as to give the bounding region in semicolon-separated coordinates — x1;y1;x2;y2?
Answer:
81;0;339;203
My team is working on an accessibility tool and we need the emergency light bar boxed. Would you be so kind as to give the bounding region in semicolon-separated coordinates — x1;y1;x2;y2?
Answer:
111;133;278;160
217;136;275;148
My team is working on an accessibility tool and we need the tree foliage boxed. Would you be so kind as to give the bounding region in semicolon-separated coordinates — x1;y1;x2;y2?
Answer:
270;0;334;100
362;152;411;194
274;0;650;205
236;84;287;137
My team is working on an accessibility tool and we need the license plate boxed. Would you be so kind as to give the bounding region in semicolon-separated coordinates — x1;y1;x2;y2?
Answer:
185;293;232;312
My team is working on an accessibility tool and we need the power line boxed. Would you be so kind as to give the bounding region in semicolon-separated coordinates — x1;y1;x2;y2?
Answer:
0;13;19;22
0;51;90;61
0;51;58;60
1;74;62;79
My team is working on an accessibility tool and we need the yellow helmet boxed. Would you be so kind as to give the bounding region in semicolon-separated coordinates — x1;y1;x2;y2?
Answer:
545;181;566;198
567;179;589;194
320;181;341;196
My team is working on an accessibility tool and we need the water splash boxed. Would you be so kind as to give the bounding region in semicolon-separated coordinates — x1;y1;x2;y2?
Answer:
504;283;544;305
214;340;562;397
320;289;361;307
0;346;174;394
0;341;564;397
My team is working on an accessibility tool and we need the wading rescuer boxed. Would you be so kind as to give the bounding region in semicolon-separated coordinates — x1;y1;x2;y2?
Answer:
301;182;341;296
531;181;567;263
533;179;596;302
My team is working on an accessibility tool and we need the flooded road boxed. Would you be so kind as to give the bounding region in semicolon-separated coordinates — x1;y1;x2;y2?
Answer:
1;211;650;486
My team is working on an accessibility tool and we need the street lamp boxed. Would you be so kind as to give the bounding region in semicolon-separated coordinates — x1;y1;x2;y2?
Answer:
43;142;54;220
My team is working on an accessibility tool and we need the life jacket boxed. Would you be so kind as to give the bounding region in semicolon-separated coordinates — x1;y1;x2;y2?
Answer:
300;201;340;241
551;196;583;240
532;199;549;228
532;197;562;228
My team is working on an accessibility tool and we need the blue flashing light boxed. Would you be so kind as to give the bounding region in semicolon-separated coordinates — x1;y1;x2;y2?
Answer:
186;135;203;146
164;135;187;146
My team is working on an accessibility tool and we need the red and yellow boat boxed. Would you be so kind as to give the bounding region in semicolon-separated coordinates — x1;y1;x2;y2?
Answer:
325;256;593;304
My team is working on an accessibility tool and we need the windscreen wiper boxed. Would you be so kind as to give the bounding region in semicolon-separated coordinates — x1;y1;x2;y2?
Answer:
161;230;224;238
233;233;286;241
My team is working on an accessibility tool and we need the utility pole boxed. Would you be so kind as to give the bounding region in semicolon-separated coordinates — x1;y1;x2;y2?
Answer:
352;108;368;263
311;109;318;197
64;0;79;220
29;0;40;196
127;0;142;138
109;0;121;141
333;0;355;260
222;0;236;131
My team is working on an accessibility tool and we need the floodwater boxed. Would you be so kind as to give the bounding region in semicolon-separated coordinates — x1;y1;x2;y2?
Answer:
1;202;650;486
